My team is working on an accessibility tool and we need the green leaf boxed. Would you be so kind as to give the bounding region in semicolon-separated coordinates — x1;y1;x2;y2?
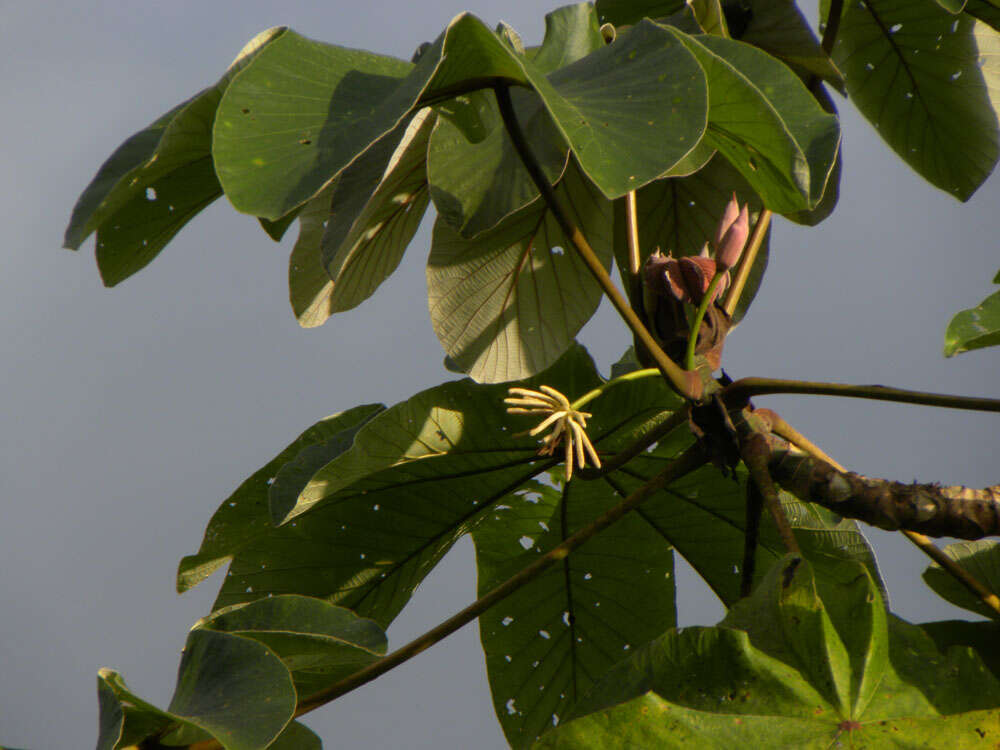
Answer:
427;4;604;238
166;628;295;749
834;0;1000;200
177;403;383;593
937;0;969;11
594;0;685;26
474;479;677;748
616;153;771;324
212;346;603;626
966;0;1000;31
321;107;435;314
922;539;1000;619
64;28;284;285
472;369;686;746
740;0;845;93
288;187;337;327
944;288;1000;355
664;28;841;214
919;619;1000;681
539;19;709;198
214;15;531;220
197;594;387;697
96;625;299;750
427;159;612;384
538;558;1000;748
259;208;301;242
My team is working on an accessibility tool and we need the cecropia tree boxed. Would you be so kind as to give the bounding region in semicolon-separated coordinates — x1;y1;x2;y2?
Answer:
44;0;1000;748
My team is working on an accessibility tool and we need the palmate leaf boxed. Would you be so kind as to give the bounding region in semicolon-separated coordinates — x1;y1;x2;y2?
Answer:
96;596;382;750
193;346;602;626
944;286;1000;355
63;27;283;285
537;557;1000;748
833;0;1000;200
663;27;841;214
922;539;1000;619
473;478;677;749
427;159;613;384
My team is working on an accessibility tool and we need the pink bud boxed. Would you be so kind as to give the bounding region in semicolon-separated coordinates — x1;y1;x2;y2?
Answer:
713;193;741;250
679;256;726;304
716;204;749;271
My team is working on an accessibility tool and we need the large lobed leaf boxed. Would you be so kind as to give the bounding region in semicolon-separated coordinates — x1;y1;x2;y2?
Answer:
832;0;1000;200
63;28;284;285
536;556;1000;748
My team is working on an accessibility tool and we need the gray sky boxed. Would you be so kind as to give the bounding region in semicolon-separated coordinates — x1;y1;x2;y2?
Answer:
2;2;998;748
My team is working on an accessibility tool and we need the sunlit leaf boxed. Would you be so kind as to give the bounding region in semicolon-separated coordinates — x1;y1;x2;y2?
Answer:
944;287;1000;356
833;0;1000;200
922;539;1000;619
427;160;612;383
594;0;685;26
538;557;1000;748
64;28;284;285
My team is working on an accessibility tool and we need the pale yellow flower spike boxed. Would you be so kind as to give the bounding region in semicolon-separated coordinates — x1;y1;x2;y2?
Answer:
504;385;601;481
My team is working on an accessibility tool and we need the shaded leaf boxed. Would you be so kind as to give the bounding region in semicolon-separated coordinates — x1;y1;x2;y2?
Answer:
944;287;1000;356
966;0;1000;31
259;208;301;242
321;107;435;314
177;403;383;593
427;159;613;383
198;594;387;697
288;187;336;327
213;16;530;220
617;153;770;323
166;628;295;749
427;3;605;238
834;0;1000;200
664;28;841;214
740;0;845;92
64;27;284;285
919;619;1000;681
922;539;1000;619
96;627;298;750
539;557;1000;748
938;0;969;11
594;0;685;26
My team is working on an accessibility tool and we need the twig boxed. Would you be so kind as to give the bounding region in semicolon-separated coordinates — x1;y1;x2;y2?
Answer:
822;0;845;55
740;432;800;555
724;377;1000;414
493;83;701;401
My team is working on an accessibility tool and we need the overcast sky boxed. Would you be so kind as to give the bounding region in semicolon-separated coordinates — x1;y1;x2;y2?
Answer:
2;2;999;748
